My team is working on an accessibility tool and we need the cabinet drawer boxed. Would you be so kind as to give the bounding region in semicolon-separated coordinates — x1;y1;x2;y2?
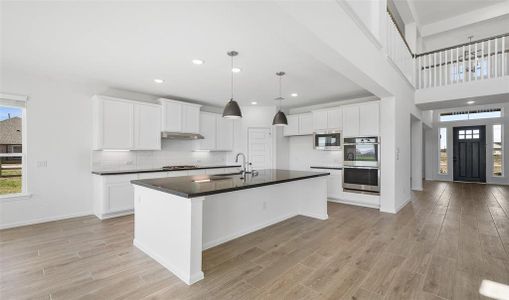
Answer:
137;172;168;179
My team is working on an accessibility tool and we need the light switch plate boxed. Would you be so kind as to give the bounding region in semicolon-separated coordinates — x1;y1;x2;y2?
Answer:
37;161;48;168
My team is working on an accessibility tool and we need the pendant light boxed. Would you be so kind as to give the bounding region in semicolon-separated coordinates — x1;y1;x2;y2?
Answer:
272;71;288;126
222;51;242;119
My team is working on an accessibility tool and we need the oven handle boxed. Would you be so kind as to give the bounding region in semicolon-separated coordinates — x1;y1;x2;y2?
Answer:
343;166;380;170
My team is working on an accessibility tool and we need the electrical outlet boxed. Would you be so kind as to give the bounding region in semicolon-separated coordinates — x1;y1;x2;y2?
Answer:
126;161;134;165
262;201;267;210
36;161;47;168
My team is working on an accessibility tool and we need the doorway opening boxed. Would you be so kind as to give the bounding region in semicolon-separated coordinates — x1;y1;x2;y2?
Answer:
453;125;486;182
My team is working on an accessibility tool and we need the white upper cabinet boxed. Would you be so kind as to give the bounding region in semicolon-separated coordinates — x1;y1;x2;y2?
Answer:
327;108;342;130
216;117;234;151
342;101;379;137
199;112;217;150
312;107;342;132
134;103;161;150
159;98;201;134
299;113;314;135
93;95;161;150
199;112;233;151
312;110;328;131
342;105;360;138
359;102;379;136
182;104;200;133
284;113;313;136
284;115;300;136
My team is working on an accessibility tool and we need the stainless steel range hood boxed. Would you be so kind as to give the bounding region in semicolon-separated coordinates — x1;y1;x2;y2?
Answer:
161;132;204;140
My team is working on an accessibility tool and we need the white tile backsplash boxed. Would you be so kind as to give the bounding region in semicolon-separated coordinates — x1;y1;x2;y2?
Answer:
288;135;343;171
92;139;227;170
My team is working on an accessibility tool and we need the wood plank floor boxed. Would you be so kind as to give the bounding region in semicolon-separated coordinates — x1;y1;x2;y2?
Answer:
1;181;508;299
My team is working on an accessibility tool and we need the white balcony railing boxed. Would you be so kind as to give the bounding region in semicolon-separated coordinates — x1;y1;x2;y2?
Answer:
385;11;415;86
416;34;509;89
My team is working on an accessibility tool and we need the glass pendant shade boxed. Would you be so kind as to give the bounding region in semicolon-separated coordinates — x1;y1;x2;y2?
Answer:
272;110;288;126
223;98;242;119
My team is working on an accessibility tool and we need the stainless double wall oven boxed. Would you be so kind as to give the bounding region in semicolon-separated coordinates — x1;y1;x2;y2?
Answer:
343;137;380;193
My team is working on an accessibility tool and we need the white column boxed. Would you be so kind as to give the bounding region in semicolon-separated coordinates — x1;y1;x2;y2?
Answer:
411;118;423;191
379;96;397;213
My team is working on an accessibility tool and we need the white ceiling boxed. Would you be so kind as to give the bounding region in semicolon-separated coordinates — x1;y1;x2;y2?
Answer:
409;0;506;25
0;1;372;108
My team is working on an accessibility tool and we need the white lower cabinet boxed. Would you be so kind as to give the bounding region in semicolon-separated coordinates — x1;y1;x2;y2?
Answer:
93;174;138;219
93;167;241;219
325;170;343;199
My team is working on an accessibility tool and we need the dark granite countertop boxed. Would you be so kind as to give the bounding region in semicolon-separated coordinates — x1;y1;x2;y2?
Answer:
131;169;330;198
310;166;343;170
92;165;241;175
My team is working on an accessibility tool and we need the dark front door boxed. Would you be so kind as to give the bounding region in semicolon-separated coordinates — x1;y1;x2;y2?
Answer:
453;126;486;182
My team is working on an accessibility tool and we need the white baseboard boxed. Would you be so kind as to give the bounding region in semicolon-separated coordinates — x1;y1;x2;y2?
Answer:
327;198;380;209
395;197;412;213
96;209;134;220
133;239;204;285
0;210;94;230
202;213;298;250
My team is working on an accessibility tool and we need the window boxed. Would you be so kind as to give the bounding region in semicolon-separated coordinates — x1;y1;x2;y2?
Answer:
0;95;27;197
440;108;502;122
458;129;480;140
493;124;503;177
439;127;447;174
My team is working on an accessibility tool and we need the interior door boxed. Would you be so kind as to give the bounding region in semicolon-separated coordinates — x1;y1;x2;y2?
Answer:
248;128;273;170
453;126;486;182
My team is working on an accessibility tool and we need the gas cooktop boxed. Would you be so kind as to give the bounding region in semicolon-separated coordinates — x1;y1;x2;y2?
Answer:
162;165;197;171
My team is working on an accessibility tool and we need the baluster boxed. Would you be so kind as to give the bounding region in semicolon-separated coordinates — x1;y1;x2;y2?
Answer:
438;52;442;86
418;55;422;89
488;39;491;79
503;36;506;76
461;46;467;83
434;52;437;87
456;47;459;84
468;44;472;81
481;41;485;79
495;39;498;78
428;54;431;87
474;43;478;80
448;49;452;85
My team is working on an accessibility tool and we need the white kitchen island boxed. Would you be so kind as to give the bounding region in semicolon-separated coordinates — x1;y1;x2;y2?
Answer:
130;169;329;285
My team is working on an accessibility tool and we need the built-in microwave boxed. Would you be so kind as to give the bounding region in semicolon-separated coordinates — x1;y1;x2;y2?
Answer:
313;131;341;150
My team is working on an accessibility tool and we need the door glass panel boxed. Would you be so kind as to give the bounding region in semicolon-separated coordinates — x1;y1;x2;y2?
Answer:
439;128;447;174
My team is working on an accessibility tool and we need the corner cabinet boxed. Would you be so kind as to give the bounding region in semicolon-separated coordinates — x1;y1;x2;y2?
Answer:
283;113;313;136
342;102;379;137
159;98;201;134
199;112;233;151
93;95;161;150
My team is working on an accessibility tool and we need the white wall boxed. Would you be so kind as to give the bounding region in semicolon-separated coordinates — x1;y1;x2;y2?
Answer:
0;71;98;228
92;140;226;171
288;135;342;171
425;102;509;185
227;105;278;169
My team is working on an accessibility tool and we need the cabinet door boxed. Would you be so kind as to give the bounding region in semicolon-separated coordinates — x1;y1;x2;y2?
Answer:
327;108;342;130
102;99;133;149
359;102;380;136
161;101;182;132
104;174;137;212
182;105;200;133
299;113;314;135
284;115;300;136
134;104;161;150
217;117;234;150
199;112;217;150
312;110;328;131
342;105;360;137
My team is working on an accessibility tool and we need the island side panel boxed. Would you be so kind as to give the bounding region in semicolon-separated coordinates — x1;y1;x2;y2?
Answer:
297;177;328;220
202;177;328;250
133;186;204;285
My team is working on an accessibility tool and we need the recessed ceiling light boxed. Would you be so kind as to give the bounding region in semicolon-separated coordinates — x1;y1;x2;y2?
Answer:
232;67;241;73
251;101;257;105
153;79;164;84
291;93;298;97
467;100;475;104
192;59;204;65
